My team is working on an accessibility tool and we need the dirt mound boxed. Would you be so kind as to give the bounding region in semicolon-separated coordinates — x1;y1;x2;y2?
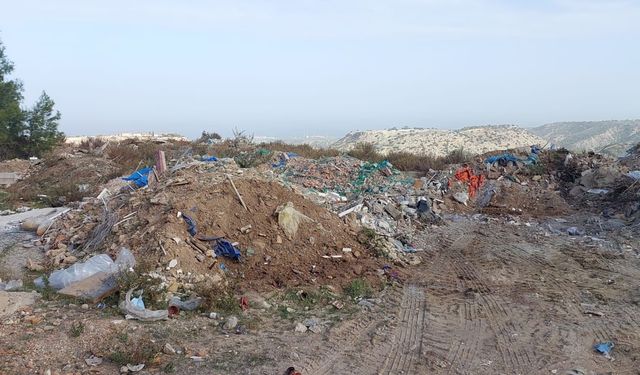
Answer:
44;168;381;293
8;153;122;204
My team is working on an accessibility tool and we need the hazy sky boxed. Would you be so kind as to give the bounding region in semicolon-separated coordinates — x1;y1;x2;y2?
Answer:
1;0;639;138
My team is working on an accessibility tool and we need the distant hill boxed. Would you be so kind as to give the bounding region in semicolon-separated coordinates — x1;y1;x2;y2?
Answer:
332;125;545;157
530;120;640;156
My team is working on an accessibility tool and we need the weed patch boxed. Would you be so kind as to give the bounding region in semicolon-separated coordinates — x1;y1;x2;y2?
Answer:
344;279;373;300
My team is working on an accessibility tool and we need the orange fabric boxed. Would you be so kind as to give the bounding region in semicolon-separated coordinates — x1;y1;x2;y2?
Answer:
454;167;473;183
454;167;485;198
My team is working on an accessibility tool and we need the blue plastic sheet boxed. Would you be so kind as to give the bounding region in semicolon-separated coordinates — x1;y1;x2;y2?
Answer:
484;153;519;165
202;156;218;162
123;167;153;188
180;213;197;236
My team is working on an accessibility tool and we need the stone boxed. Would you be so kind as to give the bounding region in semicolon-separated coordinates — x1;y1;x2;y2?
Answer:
453;192;469;206
163;343;176;355
275;235;283;244
168;259;178;269
126;364;145;372
63;255;78;265
208;312;218;319
223;316;238;330
81;304;89;310
26;258;44;272
294;323;307;333
353;264;363;275
85;355;103;366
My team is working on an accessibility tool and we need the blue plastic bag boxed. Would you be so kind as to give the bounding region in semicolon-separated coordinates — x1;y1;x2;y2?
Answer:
213;239;241;261
123;167;153;188
180;213;197;236
202;156;218;162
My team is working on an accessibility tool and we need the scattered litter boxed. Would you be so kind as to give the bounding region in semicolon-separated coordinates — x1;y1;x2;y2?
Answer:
593;341;614;360
169;296;203;311
120;289;169;321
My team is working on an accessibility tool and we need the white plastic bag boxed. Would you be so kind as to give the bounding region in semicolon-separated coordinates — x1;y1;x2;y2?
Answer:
35;248;135;290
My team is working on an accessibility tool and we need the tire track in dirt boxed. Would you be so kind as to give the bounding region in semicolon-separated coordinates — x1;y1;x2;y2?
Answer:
300;288;403;375
444;229;536;372
376;285;427;375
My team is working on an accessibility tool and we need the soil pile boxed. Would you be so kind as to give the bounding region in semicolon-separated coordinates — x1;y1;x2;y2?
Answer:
8;153;122;204
43;165;381;293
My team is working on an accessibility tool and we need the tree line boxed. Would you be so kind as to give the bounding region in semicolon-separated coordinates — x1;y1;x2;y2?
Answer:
0;38;63;160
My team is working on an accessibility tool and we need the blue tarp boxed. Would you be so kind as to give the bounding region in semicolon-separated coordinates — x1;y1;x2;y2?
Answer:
202;155;218;162
484;153;519;165
272;152;300;168
123;167;153;188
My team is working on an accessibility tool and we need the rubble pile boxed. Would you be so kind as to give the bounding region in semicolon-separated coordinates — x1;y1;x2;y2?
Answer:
40;158;382;300
277;156;402;196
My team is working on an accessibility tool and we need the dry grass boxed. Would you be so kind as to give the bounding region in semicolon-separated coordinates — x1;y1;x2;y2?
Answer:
347;142;472;172
259;141;341;159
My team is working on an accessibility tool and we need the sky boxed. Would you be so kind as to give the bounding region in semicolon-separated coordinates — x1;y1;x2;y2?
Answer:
1;0;639;138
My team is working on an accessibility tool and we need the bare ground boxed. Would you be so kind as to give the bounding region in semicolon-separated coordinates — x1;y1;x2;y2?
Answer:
1;216;639;374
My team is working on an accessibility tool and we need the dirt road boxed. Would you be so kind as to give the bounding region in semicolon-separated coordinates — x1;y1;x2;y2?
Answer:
299;219;640;375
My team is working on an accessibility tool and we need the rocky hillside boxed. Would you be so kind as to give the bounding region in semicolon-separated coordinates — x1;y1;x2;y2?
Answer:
530;120;640;156
332;125;545;156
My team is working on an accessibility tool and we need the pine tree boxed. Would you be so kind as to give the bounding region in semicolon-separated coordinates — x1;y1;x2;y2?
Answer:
0;38;63;159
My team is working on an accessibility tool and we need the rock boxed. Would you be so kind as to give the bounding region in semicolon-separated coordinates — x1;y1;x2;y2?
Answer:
353;264;363;275
223;316;238;330
453;192;469;206
294;323;308;333
85;355;103;366
532;175;542;181
163;343;176;355
26;258;44;272
63;255;78;265
208;312;218;319
168;259;178;269
303;317;320;328
120;366;129;373
309;325;323;334
126;364;145;372
275;235;283;244
81;304;89;310
569;185;585;197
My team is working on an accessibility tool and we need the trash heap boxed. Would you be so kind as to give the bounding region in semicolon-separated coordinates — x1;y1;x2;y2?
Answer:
431;146;566;217
37;157;382;307
273;155;450;262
